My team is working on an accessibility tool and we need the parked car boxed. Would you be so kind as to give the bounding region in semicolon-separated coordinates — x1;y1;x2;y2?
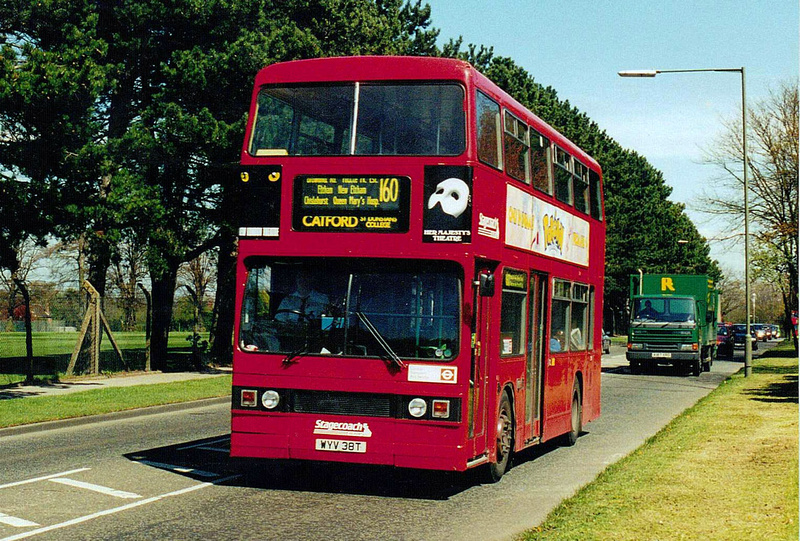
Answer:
770;325;781;339
732;324;758;351
601;331;612;354
716;323;734;359
752;324;767;342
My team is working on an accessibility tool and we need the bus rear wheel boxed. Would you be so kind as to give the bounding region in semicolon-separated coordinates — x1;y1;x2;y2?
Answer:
486;392;514;483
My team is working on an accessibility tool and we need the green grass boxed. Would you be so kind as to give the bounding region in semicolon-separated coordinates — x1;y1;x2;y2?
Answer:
0;375;231;428
0;331;206;358
519;341;799;541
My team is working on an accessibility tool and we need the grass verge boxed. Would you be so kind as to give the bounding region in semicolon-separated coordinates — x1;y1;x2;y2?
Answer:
520;342;799;541
0;375;231;429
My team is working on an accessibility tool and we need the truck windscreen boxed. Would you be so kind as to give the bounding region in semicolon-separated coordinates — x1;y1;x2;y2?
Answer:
632;298;695;323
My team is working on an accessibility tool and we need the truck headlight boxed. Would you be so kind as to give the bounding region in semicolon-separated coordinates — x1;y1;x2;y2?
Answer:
629;343;643;350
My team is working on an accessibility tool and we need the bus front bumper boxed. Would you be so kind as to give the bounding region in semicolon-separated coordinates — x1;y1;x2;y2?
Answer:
230;411;468;471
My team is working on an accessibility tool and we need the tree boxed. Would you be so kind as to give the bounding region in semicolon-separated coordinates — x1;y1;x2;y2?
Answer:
700;82;798;334
108;240;147;331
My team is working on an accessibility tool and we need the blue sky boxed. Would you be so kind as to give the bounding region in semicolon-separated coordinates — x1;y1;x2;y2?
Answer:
429;0;798;274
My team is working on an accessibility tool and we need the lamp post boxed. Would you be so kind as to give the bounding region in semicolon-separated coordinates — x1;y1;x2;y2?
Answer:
619;67;752;376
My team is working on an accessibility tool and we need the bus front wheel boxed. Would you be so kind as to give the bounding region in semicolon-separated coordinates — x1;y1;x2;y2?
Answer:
486;392;514;483
563;379;582;446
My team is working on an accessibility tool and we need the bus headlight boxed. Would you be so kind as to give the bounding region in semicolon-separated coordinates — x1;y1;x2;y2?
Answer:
408;398;427;418
261;390;280;409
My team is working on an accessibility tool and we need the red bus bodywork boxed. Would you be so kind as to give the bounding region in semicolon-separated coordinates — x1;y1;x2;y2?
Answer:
231;56;605;478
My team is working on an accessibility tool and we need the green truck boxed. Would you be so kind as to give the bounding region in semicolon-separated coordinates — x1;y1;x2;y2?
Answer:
627;274;720;376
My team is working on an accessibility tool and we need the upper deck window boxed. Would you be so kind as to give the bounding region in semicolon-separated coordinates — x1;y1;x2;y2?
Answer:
554;146;573;205
476;91;502;170
589;169;603;220
573;161;589;214
530;129;552;195
249;83;465;157
503;111;530;183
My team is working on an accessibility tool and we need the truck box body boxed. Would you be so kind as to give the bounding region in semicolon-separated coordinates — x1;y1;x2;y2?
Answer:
627;274;720;375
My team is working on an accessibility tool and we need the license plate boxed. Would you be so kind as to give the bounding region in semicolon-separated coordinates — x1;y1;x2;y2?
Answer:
315;439;367;453
652;352;672;359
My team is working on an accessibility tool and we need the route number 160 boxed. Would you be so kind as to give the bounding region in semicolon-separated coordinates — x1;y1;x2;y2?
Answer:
379;177;399;203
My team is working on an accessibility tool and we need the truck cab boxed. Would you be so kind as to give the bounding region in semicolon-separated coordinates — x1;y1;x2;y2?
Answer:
626;275;719;376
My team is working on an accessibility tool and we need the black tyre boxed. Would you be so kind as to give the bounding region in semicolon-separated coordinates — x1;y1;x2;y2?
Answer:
692;357;702;376
563;379;582;446
486;392;514;482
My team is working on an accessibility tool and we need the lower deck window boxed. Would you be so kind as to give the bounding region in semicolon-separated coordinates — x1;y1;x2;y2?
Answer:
550;279;591;353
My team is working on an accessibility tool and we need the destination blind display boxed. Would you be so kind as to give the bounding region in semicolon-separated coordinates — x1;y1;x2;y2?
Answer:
293;175;410;232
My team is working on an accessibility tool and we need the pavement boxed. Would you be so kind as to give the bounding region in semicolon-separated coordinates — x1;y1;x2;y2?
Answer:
0;368;231;400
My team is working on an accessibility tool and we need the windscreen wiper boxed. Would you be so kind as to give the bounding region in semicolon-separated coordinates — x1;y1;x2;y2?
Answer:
283;326;311;365
283;344;309;365
355;311;406;370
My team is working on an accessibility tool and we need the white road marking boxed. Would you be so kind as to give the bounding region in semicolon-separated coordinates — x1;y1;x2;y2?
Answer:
194;446;229;453
48;478;141;499
0;469;91;490
133;460;219;478
0;475;241;541
176;437;230;451
0;514;38;528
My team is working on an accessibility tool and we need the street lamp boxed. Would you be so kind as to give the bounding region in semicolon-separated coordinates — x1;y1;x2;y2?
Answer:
619;67;752;376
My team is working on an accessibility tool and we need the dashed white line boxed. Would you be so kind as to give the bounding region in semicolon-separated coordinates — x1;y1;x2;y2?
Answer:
0;514;38;528
0;469;91;490
194;446;229;453
49;478;141;499
133;459;219;478
0;476;239;541
176;437;230;451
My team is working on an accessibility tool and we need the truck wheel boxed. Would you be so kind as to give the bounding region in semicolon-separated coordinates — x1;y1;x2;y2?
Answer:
486;392;514;482
702;348;712;372
692;358;702;376
630;361;640;375
562;379;582;446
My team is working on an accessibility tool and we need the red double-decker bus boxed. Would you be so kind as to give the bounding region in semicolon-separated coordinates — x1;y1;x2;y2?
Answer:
231;56;605;481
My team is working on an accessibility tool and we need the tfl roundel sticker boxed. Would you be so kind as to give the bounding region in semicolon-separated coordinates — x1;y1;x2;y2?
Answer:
407;365;458;384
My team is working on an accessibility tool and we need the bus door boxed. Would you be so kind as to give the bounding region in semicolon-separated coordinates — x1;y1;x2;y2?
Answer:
524;272;548;443
469;262;495;457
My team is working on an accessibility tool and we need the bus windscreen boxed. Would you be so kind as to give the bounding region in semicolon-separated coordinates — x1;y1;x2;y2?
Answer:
239;260;461;360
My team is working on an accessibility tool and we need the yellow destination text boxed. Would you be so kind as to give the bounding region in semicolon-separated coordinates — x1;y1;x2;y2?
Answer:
302;216;359;228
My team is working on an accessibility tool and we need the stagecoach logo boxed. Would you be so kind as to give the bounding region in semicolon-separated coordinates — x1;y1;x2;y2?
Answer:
313;420;373;438
478;213;500;239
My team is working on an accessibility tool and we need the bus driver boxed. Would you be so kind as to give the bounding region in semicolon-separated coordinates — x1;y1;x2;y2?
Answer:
275;274;329;323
